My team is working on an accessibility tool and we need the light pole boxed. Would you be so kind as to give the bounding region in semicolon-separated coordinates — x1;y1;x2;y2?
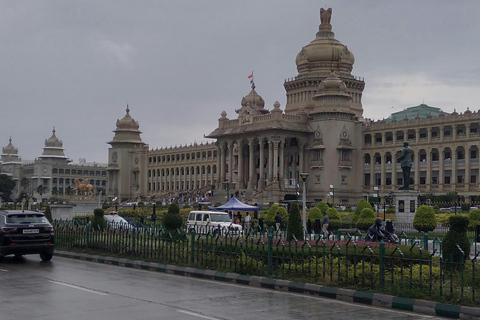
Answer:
299;172;309;231
329;185;335;207
374;186;379;217
97;187;103;209
223;181;237;201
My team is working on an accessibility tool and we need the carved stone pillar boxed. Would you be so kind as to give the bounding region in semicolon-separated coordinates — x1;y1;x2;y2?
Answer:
259;137;265;190
238;140;244;188
298;139;305;174
228;141;234;183
392;149;397;188
273;139;279;182
268;139;273;183
248;138;255;190
279;138;285;185
217;144;222;187
439;147;444;191
426;147;431;192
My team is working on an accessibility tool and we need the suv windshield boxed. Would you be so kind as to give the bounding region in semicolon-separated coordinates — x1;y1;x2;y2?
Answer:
209;214;231;222
7;214;48;223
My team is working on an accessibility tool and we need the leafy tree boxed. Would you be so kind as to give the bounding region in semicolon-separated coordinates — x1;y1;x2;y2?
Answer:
443;215;470;266
0;174;16;201
386;205;395;214
44;205;53;223
413;205;437;232
353;199;373;222
20;177;29;192
468;209;480;229
286;203;304;241
356;208;376;230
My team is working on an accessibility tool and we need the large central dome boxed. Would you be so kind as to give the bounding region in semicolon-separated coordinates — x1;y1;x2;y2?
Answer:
295;8;355;76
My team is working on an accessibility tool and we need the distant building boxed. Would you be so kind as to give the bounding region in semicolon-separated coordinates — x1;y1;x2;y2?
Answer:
1;128;107;201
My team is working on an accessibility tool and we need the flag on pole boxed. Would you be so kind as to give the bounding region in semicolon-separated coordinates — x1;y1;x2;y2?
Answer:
248;72;253;79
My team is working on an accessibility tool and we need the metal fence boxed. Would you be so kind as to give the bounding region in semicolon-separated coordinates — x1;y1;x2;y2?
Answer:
53;220;480;305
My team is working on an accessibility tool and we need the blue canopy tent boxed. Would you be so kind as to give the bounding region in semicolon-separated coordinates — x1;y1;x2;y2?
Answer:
214;197;260;211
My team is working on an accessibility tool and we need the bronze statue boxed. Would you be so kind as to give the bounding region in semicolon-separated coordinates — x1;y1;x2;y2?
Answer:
73;178;97;199
397;141;413;190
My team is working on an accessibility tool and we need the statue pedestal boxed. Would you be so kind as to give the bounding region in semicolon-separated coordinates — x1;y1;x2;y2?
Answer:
393;190;419;223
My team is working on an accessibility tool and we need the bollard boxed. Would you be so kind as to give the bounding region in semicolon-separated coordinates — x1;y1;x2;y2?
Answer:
424;232;429;251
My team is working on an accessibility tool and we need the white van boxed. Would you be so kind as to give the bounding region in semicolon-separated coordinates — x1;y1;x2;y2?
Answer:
186;211;242;235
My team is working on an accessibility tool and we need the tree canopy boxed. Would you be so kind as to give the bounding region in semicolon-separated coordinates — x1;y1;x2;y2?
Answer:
0;174;16;201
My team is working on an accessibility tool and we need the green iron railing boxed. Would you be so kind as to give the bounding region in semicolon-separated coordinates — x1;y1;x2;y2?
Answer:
53;220;480;305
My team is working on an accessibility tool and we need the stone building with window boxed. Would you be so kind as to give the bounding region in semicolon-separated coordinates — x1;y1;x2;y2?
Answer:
1;128;108;201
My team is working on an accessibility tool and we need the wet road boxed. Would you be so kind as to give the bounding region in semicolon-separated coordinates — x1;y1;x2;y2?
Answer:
0;255;443;320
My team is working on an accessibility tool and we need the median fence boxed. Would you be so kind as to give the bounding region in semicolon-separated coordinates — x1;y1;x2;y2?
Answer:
53;220;480;305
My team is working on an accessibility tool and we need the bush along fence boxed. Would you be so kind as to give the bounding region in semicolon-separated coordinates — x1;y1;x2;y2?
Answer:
53;220;480;306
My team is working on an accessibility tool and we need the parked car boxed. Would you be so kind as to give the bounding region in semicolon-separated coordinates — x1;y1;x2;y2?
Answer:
186;211;242;235
0;210;55;262
104;213;137;230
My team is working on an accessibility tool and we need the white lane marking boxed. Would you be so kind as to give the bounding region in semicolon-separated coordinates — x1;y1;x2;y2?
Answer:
48;280;107;296
177;310;222;320
0;269;8;272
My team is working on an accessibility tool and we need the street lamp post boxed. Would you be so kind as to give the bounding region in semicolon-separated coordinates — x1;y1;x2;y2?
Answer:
299;173;309;231
97;187;103;209
374;186;379;217
224;181;237;201
329;185;335;207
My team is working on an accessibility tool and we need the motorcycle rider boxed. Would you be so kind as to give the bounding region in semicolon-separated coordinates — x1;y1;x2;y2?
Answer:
367;217;387;241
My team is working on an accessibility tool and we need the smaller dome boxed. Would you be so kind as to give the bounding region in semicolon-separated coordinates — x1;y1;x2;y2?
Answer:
318;69;347;92
241;89;265;109
116;105;140;130
44;127;63;148
2;137;18;155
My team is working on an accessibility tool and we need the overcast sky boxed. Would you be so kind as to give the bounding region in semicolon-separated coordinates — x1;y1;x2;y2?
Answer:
1;1;479;164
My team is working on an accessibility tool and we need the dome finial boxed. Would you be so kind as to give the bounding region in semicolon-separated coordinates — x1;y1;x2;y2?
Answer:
52;126;56;135
319;7;332;31
126;104;130;114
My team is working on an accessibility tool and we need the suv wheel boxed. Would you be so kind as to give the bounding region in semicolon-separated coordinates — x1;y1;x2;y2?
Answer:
40;252;53;262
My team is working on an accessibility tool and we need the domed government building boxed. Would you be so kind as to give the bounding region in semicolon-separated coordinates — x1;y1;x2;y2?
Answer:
2;8;480;206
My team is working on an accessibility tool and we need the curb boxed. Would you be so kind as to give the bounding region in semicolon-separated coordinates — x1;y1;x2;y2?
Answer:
55;250;480;319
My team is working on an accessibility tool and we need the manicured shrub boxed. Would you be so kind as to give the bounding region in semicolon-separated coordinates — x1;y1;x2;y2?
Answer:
468;209;480;229
162;203;183;231
442;215;470;265
356;208;376;230
433;205;440;214
413;205;437;232
264;204;280;228
277;207;289;225
287;203;304;241
308;207;323;222
386;205;395;214
326;207;341;231
353;199;373;222
44;205;53;223
91;208;106;230
316;201;329;214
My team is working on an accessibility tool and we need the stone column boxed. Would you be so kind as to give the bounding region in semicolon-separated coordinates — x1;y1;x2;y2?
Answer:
414;147;420;187
381;151;386;191
248;138;255;190
415;128;420;144
427;127;432;143
392;149;397;188
238;140;244;188
453;125;457;140
259;137;265;190
228;141;233;183
220;142;226;184
370;152;375;187
298;139;305;174
268;139;273;183
440;126;444;141
279;138;285;186
217;144;222;188
466;146;471;191
273;139;279;182
451;144;457;189
426;147;431;192
439;147;444;191
393;131;397;145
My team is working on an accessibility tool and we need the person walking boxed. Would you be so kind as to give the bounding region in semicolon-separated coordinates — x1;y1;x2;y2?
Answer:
322;212;329;236
275;212;282;232
244;212;251;233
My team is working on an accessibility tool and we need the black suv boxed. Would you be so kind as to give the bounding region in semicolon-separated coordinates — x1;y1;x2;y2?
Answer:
0;210;55;262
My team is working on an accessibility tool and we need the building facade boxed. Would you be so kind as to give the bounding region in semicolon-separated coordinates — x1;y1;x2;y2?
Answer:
3;8;480;206
1;129;108;201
